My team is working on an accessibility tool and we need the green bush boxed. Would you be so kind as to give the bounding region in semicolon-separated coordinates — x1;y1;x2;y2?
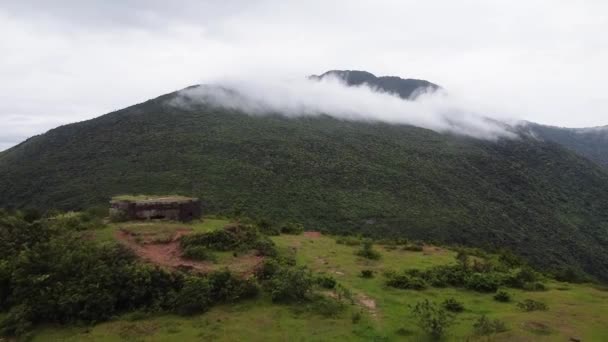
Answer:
305;295;345;317
180;223;277;256
250;236;278;257
267;266;313;302
360;269;374;278
522;281;546;292
403;243;424;252
553;267;588;283
351;311;362;324
256;218;280;236
335;236;362;246
182;245;216;262
315;274;337;289
465;273;502;292
442;298;464;312
355;240;381;260
279;222;304;235
174;276;213;315
385;272;427;290
473;315;508;335
506;267;539;288
493;290;511;302
517;299;548;312
410;299;454;340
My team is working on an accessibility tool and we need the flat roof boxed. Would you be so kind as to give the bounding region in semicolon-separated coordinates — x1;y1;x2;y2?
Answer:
111;195;197;204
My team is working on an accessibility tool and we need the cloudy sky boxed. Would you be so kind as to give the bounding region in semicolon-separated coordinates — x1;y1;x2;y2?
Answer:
1;0;607;150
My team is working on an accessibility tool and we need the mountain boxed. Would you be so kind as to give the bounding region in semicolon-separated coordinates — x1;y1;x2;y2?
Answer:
315;71;608;168
523;122;608;167
1;78;608;281
310;70;440;99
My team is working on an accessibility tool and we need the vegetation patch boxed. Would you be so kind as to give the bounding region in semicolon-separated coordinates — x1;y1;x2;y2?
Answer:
473;315;508;336
517;299;548;312
410;299;454;340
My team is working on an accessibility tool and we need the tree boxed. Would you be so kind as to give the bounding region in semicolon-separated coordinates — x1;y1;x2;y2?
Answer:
410;299;454;339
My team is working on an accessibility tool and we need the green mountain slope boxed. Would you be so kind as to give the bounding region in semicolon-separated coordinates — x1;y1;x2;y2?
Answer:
524;122;608;167
1;88;608;280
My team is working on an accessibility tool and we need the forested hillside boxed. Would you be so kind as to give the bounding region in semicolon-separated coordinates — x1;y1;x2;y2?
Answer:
1;88;608;280
525;122;608;167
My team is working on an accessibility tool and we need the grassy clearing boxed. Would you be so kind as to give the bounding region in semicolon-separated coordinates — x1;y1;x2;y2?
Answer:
30;233;608;341
91;218;231;244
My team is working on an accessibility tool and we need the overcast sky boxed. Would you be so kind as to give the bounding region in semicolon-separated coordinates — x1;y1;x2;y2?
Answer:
1;0;607;150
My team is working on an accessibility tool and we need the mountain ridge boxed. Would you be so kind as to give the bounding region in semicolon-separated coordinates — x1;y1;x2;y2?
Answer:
310;69;440;99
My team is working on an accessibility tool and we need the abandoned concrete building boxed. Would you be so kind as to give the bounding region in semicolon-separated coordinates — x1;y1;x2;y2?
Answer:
110;195;202;222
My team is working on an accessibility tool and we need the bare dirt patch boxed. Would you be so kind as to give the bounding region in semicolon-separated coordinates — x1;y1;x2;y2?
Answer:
356;293;378;318
422;245;448;256
303;231;322;239
522;321;552;335
115;228;263;275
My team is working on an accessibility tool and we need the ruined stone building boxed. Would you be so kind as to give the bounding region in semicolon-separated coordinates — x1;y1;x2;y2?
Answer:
110;195;202;222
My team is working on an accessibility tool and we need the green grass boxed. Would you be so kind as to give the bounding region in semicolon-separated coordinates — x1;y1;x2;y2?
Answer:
91;217;231;244
29;233;608;341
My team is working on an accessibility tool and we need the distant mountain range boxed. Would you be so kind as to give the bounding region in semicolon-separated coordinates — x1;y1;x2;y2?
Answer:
1;71;607;281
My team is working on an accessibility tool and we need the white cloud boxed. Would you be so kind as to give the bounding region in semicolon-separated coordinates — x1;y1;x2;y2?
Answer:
174;76;516;140
0;0;607;150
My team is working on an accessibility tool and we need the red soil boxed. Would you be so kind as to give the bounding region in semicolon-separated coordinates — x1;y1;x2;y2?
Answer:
303;231;322;238
115;228;264;275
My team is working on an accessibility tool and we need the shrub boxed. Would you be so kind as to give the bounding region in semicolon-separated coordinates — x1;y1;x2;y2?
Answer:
279;222;304;235
250;236;278;257
522;281;546;292
360;269;374;278
351;311;362;324
255;259;281;280
174;276;213;315
256;218;280;236
493;290;511;302
334;283;354;304
498;250;524;268
517;299;548;312
267;266;313;302
386;272;427;290
403;243;424;252
506;267;539;288
442;298;464;312
180;224;259;251
182;245;216;262
335;236;362;246
423;265;468;287
305;295;345;317
356;240;381;260
410;299;454;340
465;273;501;292
206;269;259;302
553;267;588;283
473;315;508;335
180;224;276;256
315;274;337;289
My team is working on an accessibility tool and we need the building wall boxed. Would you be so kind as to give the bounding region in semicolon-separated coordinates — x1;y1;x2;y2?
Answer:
110;199;201;222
